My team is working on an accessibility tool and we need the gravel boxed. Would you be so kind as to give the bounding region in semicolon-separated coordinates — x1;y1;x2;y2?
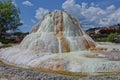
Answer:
1;63;120;80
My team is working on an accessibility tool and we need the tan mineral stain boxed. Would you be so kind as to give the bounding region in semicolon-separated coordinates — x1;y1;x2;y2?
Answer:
54;11;70;53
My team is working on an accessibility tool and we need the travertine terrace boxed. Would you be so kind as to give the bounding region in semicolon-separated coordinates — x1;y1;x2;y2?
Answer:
0;10;120;75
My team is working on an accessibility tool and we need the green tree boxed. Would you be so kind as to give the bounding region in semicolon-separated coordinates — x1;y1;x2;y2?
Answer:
0;0;22;37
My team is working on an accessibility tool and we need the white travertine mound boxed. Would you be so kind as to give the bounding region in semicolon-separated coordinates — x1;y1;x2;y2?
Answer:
20;10;96;53
0;10;120;74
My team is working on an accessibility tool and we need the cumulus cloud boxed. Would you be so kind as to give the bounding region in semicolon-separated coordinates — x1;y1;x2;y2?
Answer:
35;8;49;20
22;1;33;6
20;20;24;24
31;19;36;23
62;0;120;29
12;1;17;6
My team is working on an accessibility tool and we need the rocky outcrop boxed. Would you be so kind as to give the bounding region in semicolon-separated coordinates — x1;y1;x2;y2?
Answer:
1;63;120;80
86;24;120;37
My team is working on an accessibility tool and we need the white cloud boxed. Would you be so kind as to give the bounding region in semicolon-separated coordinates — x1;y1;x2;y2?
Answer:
35;8;49;20
22;1;33;6
91;2;95;6
31;19;36;23
62;0;120;29
12;1;17;6
20;20;24;24
62;0;82;17
107;5;115;11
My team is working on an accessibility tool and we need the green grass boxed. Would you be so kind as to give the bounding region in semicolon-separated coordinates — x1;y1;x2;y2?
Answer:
94;38;108;42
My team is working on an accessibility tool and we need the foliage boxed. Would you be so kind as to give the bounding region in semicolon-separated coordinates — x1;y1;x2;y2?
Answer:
107;33;118;42
93;33;119;42
0;31;28;44
94;38;107;42
0;44;11;49
0;0;22;37
0;38;15;44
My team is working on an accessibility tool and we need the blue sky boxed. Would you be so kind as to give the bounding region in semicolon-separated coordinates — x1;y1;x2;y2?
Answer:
12;0;120;32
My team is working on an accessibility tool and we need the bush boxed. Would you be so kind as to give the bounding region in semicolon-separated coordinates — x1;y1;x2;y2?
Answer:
107;33;118;42
0;38;16;44
94;38;107;42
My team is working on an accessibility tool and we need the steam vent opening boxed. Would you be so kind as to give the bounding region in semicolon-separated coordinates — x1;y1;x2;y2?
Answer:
20;10;96;53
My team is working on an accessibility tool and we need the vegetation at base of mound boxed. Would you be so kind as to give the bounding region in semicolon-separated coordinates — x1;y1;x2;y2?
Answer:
0;44;11;49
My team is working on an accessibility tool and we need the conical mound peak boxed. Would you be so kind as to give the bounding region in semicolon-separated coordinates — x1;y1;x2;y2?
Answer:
20;10;96;53
30;10;84;36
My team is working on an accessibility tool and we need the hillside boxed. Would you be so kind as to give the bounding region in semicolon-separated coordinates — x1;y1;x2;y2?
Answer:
86;24;120;42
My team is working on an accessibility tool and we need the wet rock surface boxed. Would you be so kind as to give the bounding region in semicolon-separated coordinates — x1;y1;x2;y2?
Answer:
0;63;120;80
0;63;78;80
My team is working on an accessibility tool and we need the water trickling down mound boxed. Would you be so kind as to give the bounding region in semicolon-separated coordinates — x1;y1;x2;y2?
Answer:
20;10;95;53
1;10;120;74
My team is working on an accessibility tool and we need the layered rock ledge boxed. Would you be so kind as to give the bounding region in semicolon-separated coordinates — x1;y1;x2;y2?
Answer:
1;62;120;80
